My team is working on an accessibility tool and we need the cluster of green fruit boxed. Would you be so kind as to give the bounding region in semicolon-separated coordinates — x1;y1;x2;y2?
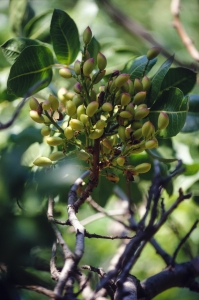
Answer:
29;27;169;182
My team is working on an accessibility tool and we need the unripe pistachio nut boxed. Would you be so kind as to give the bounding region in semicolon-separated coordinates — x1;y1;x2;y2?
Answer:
121;93;131;106
134;107;150;120
132;128;143;140
83;58;94;76
101;102;113;112
142;121;155;138
29;97;39;110
126;103;134;114
74;82;82;94
72;94;84;107
102;137;112;149
86;101;99;117
133;91;146;105
96;119;107;129
74;60;81;75
66;100;77;117
106;172;119;183
135;163;151;173
158;111;169;130
46;136;63;146
116;156;125;166
134;78;143;94
42;100;51;110
83;26;92;45
64;127;74;139
48;94;59;111
43;115;51;125
69;119;84;131
41;126;51;136
89;129;104;139
147;46;161;60
97;52;107;70
58;87;68;102
77;104;86;119
131;121;142;130
77;150;90;160
115;74;130;88
59;68;72;79
125;127;133;139
118;125;126;140
49;151;65;161
80;114;89;125
145;138;158;149
127;79;134;95
92;70;106;84
119;110;133;119
142;76;151;92
33;157;52;167
29;110;44;123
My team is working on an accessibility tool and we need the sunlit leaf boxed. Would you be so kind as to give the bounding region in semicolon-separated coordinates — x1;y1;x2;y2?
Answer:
148;55;174;106
181;94;199;132
161;67;196;95
1;37;47;65
50;9;80;64
7;45;54;97
149;88;188;138
123;55;157;82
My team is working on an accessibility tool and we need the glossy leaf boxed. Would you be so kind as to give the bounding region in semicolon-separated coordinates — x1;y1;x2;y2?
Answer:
161;67;196;95
123;55;157;82
146;149;177;163
9;0;35;36
7;45;54;97
50;9;80;64
148;55;174;106
88;37;100;67
149;87;188;138
181;94;199;132
1;37;46;65
23;10;52;43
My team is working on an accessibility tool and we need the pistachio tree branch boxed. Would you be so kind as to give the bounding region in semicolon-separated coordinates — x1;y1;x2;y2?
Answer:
96;0;199;71
171;0;199;61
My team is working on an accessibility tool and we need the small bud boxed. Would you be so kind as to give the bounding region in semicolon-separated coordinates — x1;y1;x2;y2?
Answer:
116;156;125;166
86;101;99;117
133;91;146;105
147;46;161;60
74;82;82;94
29;97;39;110
97;52;107;70
92;70;106;84
101;102;113;112
89;129;104;139
69;119;84;131
46;136;63;146
72;94;84;107
121;93;131;106
142;76;151;92
66;100;77;117
142;121;155;138
49;151;65;161
134;78;143;94
83;26;92;45
115;74;130;88
59;68;72;79
48;94;59;111
158;111;169;130
120;111;133;119
145;138;158;149
135;163;151;173
74;60;81;75
134;107;150;120
29;110;44;123
83;58;95;76
33;157;52;167
41;126;51;136
64;127;74;139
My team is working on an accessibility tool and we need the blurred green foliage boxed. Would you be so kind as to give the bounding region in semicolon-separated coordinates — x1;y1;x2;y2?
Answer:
1;0;199;299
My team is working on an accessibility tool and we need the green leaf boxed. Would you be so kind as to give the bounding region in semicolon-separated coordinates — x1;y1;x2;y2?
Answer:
161;67;196;95
9;0;35;36
149;87;188;138
183;162;199;176
181;94;199;132
7;45;54;97
123;55;157;82
148;55;174;106
24;10;52;42
88;36;100;67
146;149;177;163
50;9;80;65
1;38;47;65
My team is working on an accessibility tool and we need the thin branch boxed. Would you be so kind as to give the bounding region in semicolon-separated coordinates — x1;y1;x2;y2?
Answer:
96;0;199;71
171;0;199;61
171;220;199;266
0;78;49;130
16;285;55;299
85;230;134;240
50;242;60;281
